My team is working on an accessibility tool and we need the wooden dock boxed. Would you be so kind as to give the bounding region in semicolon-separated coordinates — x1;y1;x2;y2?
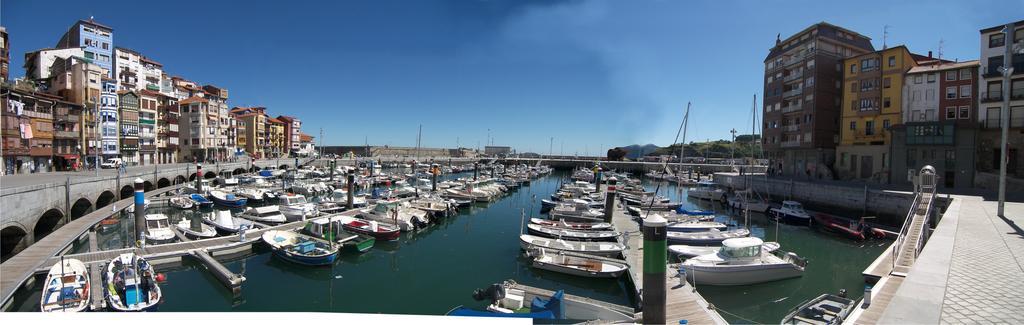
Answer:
607;190;727;325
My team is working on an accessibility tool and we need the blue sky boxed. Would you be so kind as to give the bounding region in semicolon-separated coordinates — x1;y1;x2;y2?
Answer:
3;0;1021;155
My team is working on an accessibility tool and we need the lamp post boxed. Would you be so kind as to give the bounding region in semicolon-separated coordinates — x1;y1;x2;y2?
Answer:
997;23;1018;217
730;128;737;164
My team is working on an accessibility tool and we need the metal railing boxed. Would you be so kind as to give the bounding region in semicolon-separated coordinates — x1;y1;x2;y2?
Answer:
783;88;803;98
781;103;802;113
891;180;937;270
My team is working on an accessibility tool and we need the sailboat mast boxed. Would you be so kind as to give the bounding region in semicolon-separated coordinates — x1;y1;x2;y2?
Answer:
677;102;690;174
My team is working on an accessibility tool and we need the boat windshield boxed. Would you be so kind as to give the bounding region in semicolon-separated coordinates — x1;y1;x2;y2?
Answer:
146;220;167;229
286;196;307;204
722;244;761;258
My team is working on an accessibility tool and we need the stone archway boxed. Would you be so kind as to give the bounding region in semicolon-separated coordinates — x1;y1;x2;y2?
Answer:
70;198;93;220
158;178;171;188
174;175;186;184
33;209;65;241
96;191;116;210
1;225;29;260
143;181;155;192
120;185;134;200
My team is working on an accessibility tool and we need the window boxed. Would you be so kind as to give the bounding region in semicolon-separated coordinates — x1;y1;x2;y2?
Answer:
851;82;858;93
102;42;109;50
927;74;936;83
959;106;970;119
85;52;95;59
960;85;971;98
883;119;891;129
865;121;875;135
850;121;856;130
988;56;1004;74
888;56;896;67
914;75;923;84
946;71;957;81
840;153;847;167
926;89;936;101
959;68;972;80
883;77;891;88
946;107;957;119
946;86;957;99
990;33;1005;48
850;64;857;73
884;97;891;108
806;77;815;87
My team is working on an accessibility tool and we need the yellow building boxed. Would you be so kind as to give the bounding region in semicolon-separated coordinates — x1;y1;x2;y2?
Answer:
230;107;267;158
267;117;286;158
836;45;924;182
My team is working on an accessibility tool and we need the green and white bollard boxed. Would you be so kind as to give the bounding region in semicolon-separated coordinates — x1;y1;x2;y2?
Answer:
643;214;667;324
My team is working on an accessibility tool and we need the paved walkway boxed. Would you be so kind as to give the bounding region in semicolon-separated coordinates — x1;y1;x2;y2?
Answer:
876;196;1024;324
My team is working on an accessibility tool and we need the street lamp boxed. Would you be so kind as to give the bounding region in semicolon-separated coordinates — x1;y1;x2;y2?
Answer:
996;23;1019;217
730;128;737;164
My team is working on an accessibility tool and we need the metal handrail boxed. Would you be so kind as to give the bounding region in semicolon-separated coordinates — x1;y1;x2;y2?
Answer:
892;189;922;270
914;185;938;259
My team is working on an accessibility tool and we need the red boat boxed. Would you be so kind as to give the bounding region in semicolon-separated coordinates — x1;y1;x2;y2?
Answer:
813;214;886;240
337;216;401;241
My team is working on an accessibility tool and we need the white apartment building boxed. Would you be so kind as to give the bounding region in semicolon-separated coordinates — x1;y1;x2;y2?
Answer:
113;47;163;93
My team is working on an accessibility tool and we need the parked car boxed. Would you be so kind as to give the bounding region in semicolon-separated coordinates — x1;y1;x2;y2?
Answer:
100;158;124;169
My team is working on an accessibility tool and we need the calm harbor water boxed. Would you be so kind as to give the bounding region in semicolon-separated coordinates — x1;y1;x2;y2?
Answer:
10;170;889;324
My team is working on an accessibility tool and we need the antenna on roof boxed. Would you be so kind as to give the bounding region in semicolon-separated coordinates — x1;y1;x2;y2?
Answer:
883;25;890;49
938;38;945;63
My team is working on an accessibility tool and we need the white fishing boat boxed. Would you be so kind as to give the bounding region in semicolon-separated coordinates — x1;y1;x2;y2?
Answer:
526;224;619;242
680;237;805;286
39;258;90;312
143;214;175;244
529;218;613;230
528;249;629;278
169;196;194;209
666;228;750;246
234;187;273;204
203;210;254;234
174;218;218;239
357;201;422;231
666;221;728;233
519;234;624;258
240;206;287;224
727;189;771;214
669;241;781;258
687;181;726;201
279;193;316;221
104;253;162;311
770;200;812;226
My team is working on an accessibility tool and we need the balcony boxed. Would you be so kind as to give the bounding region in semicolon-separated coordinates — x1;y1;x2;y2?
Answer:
780;140;801;148
981;91;1003;103
781;103;802;113
140;145;157;152
783;70;803;82
985;117;1024;129
139;118;156;125
56;114;81;123
982;65;1003;78
782;125;799;132
55;130;79;139
783;88;803;98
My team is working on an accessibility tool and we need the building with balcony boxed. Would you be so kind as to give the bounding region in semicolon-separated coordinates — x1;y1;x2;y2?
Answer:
267;117;286;158
52;99;84;171
55;19;114;78
234;116;246;158
117;90;140;164
98;78;119;160
276;115;301;155
836;45;932;183
179;96;214;162
2;83;56;174
23;48;85;91
114;47;163;93
153;91;179;164
891;60;979;189
976;20;1024;181
1;26;9;83
202;85;231;161
231;107;267;159
137;90;158;165
763;22;874;179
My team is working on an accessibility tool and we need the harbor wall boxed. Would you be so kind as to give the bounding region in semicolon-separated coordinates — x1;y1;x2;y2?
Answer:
714;173;921;226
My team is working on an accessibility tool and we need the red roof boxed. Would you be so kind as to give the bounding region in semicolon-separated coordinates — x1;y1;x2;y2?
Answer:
179;96;208;105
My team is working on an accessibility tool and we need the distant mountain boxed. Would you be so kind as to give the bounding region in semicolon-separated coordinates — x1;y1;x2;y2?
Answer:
619;144;660;159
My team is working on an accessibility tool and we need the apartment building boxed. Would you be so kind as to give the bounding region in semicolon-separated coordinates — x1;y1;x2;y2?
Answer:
231;107;267;158
276;115;301;155
267;117;287;158
763;22;874;179
1;83;56;174
977;20;1024;182
152;91;179;164
52;99;84;171
118;91;140;164
891;60;979;188
55;19;114;78
1;27;9;83
114;47;163;93
137;90;158;164
836;46;932;183
202;85;231;161
178;96;212;162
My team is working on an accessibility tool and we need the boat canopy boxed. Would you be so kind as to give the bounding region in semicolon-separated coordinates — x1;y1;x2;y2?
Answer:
721;237;763;258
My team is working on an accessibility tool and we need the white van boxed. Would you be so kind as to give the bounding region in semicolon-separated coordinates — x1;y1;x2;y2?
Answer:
100;158;124;169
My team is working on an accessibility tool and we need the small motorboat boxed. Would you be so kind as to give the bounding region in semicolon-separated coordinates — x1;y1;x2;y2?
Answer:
675;207;715;216
526;224;619;242
204;210;254;234
174;217;218;239
519;234;624;258
189;193;213;208
781;292;856;325
813;215;887;241
261;230;339;266
770;201;813;226
687;181;726;201
209;190;247;208
680;237;805;286
240;206;287;224
40;258;90;312
303;217;376;253
336;215;401;241
234;188;270;204
143;214;175;244
169;196;194;210
104;253;162;311
669;241;781;259
666;221;728;233
667;228;750;246
528;249;628;278
529;218;613;230
279;193;316;222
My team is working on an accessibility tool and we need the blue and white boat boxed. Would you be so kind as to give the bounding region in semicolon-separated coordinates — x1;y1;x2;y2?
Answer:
209;190;247;208
769;200;812;226
676;207;715;216
189;193;213;208
261;230;339;266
